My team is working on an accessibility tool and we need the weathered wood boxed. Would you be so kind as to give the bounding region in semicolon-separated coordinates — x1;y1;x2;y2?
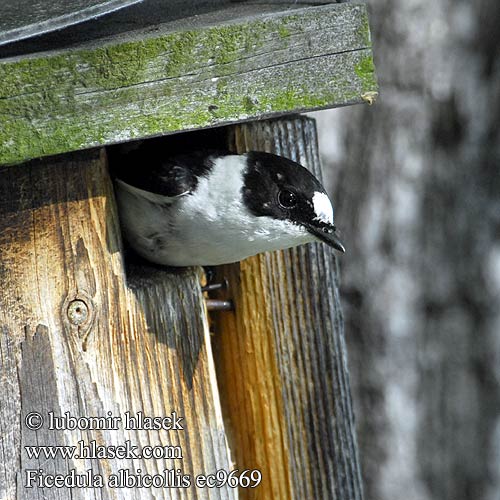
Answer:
0;2;377;166
0;0;142;46
124;266;236;500
211;116;364;500
1;0;237;58
0;149;234;499
234;0;342;3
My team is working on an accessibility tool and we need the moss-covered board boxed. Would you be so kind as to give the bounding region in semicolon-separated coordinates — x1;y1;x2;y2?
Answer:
0;2;377;165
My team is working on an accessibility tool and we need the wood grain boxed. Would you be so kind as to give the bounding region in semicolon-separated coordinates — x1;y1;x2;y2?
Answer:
0;2;376;165
0;149;234;499
212;116;364;500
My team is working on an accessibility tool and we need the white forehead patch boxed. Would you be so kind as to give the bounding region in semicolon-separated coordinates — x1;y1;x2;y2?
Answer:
312;191;334;224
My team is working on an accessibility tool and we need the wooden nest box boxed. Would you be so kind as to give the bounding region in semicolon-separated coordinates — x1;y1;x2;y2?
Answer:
0;1;377;499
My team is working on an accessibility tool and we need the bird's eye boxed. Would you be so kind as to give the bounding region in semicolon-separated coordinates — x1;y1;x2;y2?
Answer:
278;189;298;209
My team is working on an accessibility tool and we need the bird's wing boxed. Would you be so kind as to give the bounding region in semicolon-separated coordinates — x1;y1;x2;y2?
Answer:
114;177;188;204
114;150;219;199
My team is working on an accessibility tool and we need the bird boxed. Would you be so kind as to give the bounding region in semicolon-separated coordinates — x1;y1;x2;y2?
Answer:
113;150;345;267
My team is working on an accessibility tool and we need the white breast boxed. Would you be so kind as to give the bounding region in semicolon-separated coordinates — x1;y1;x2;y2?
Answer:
115;156;314;266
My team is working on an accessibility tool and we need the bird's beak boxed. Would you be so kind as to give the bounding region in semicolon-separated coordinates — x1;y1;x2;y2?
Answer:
305;222;346;253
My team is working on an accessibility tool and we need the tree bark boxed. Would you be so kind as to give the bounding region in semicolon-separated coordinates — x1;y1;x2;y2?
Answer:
314;1;500;499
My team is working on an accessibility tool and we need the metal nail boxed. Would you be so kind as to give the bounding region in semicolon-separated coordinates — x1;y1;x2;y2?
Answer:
205;299;234;312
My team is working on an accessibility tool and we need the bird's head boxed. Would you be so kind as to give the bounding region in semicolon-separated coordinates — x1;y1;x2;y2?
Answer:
241;152;345;253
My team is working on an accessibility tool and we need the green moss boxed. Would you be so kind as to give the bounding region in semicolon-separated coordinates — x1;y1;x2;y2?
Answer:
356;10;372;47
164;32;198;76
242;96;255;113
0;77;362;165
0;11;299;98
355;55;377;92
259;87;342;113
211;26;250;66
278;25;291;38
0;5;377;165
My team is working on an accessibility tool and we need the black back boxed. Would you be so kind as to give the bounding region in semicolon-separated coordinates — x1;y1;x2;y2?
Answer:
114;147;228;197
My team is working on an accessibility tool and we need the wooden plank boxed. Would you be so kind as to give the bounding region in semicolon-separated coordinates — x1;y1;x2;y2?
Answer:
0;0;236;58
0;2;377;166
0;149;235;500
211;116;364;499
0;0;142;46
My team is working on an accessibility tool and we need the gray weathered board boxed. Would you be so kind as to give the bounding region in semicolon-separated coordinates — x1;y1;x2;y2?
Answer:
0;2;377;166
0;0;142;46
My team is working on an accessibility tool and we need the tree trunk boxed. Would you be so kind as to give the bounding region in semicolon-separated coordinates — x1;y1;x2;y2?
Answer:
314;0;500;499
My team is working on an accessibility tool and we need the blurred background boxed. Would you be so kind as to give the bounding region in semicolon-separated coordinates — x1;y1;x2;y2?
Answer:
2;0;498;497
311;1;500;499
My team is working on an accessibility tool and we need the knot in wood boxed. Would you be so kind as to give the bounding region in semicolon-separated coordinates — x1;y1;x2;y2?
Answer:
67;299;89;326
